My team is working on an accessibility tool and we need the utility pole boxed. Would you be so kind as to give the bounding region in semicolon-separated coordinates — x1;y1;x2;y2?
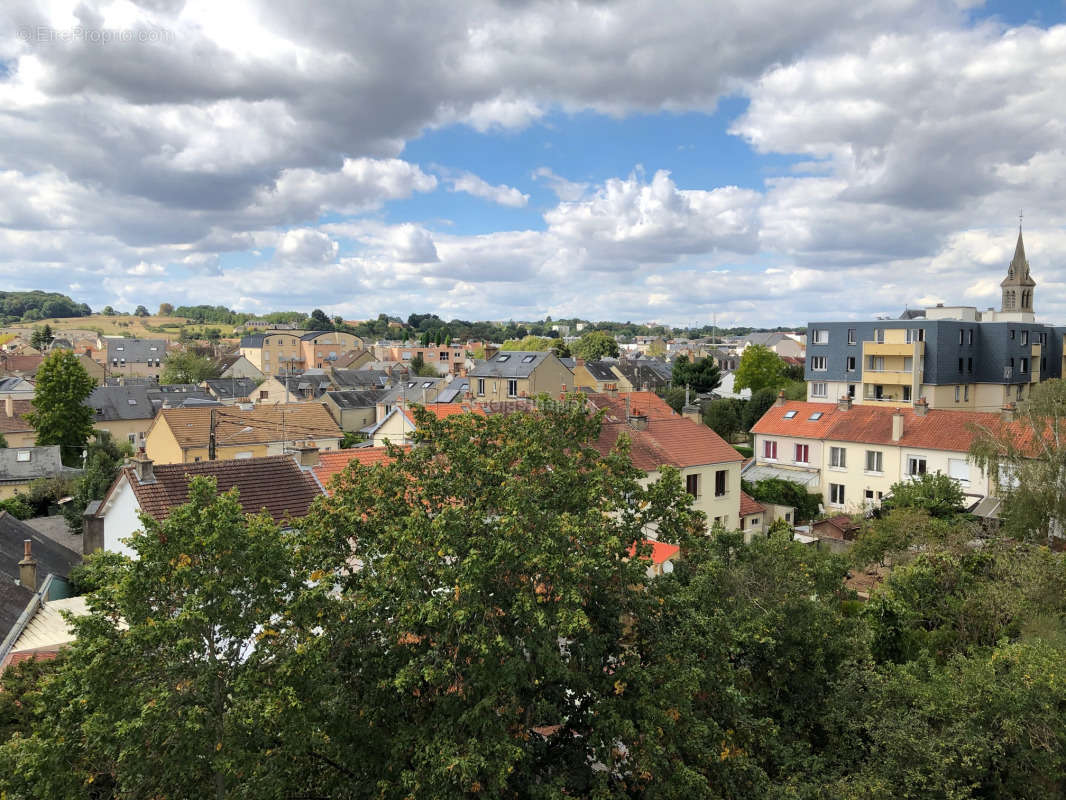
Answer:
208;406;216;460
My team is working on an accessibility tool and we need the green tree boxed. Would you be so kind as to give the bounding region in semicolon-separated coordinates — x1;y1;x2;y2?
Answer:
882;471;965;518
29;324;53;351
157;302;174;316
297;399;704;797
647;337;667;358
734;344;787;395
307;308;333;331
743;476;822;522
570;330;620;361
662;386;687;413
500;334;553;351
408;352;438;377
26;350;96;466
161;351;221;384
742;386;778;431
61;430;134;533
970;379;1066;542
101;305;116;316
548;337;570;358
133;305;149;317
703;397;742;441
0;478;321;798
672;354;722;394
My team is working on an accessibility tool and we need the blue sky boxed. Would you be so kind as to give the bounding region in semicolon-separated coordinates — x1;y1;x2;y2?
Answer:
2;0;1066;327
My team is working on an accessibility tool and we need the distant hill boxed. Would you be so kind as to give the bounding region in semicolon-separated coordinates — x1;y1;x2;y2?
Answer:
0;290;91;323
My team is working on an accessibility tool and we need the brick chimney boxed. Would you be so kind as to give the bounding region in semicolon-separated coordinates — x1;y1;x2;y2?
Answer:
575;358;585;367
891;410;904;442
18;539;36;591
913;398;929;417
1000;402;1016;423
837;395;852;411
628;411;649;431
774;390;786;407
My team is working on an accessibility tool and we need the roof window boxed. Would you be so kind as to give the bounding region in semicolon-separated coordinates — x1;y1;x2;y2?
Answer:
522;355;536;363
127;399;137;405
808;412;823;420
496;354;510;362
783;410;797;419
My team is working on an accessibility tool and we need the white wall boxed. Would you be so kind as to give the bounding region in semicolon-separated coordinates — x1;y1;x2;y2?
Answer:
101;476;142;559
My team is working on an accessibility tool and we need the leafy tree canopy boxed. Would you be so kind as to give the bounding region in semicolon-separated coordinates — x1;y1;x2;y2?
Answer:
734;344;787;395
26;350;96;466
570;330;621;361
161;351;221;384
672;354;722;395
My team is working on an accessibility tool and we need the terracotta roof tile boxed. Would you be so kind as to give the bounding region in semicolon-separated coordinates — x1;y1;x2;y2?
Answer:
739;491;765;517
585;392;678;422
156;403;342;449
750;400;840;439
122;455;321;522
628;540;680;565
593;416;742;471
824;406;1030;454
312;447;408;492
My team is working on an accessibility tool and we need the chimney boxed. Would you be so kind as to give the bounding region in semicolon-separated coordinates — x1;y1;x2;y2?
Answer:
913;398;929;417
628;412;649;431
18;539;37;591
891;411;904;442
132;452;155;484
682;404;701;424
774;390;786;407
4;396;11;417
294;444;319;467
82;501;104;555
576;358;585;367
1000;402;1016;423
837;395;852;411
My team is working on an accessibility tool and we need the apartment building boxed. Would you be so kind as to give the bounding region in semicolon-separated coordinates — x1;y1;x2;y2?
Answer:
239;332;307;373
101;337;167;379
299;331;364;369
468;351;574;403
804;229;1065;412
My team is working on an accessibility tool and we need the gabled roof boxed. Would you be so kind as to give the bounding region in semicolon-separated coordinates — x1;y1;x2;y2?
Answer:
0;446;74;484
593;416;742;471
469;351;564;379
582;361;618;381
240;334;266;347
312;447;407;492
325;389;388;409
628;540;680;565
203;377;258;399
103;337;166;362
0;576;33;642
585;391;678;422
87;385;158;421
739;491;766;517
331;368;390;389
155;403;342;448
0;512;82;585
114;455;322;522
750;400;841;439
613;357;672;386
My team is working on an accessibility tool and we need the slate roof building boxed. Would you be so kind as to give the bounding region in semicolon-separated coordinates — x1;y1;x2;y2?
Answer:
87;385;159;447
0;512;81;591
468;351;574;403
323;389;389;431
0;446;79;500
203;377;259;402
101;336;167;379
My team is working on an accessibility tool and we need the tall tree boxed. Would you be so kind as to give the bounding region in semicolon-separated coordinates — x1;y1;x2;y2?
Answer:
161;351;221;384
672;354;722;394
570;330;620;361
733;344;787;395
133;305;149;317
29;324;54;351
157;302;174;316
298;400;704;797
0;478;320;798
26;350;96;466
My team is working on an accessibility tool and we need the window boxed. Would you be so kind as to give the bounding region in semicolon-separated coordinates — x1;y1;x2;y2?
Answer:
848;384;856;398
808;412;823;420
810;382;827;398
116;346;124;351
948;458;970;483
783;410;797;419
496;354;511;362
127;398;137;405
440;352;449;360
865;450;883;473
763;440;778;460
1017;384;1024;400
829;483;845;506
811;356;827;371
715;470;728;496
906;328;924;343
829;446;846;468
967;357;973;373
477;378;485;396
869;355;885;371
907;456;927;476
874;328;885;343
507;379;518;397
1020;358;1028;374
902;386;912;401
15;450;30;462
959;330;964;345
848;328;856;344
259;390;268;400
1022;331;1029;345
422;381;433;388
235;452;253;460
127;433;136;444
846;356;856;371
1009;329;1016;340
1042;357;1047;372
521;355;536;363
967;329;974;345
686;473;699;497
794;444;809;463
955;385;961;402
812;329;829;344
958;358;964;372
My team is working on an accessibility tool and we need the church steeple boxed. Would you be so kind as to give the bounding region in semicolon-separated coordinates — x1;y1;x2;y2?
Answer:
1001;221;1035;313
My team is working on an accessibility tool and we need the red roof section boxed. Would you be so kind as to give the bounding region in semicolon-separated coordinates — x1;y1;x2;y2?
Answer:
120;455;321;522
312;446;407;491
750;400;841;439
586;391;678;422
739;491;765;517
628;540;680;564
594;416;742;471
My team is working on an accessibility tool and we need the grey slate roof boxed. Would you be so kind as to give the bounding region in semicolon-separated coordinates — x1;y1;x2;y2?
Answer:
104;337;167;363
0;446;77;485
331;368;390;389
276;373;333;398
898;308;927;320
558;357;576;370
325;389;388;409
0;512;82;587
87;385;158;421
0;377;31;392
240;334;266;347
379;377;446;406
583;361;618;381
0;575;32;640
614;357;672;387
204;377;258;399
469;351;561;379
743;332;790;347
435;376;470;404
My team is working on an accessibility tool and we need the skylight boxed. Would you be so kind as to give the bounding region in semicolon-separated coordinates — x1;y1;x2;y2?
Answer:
522;355;536;363
127;399;137;405
809;412;823;420
496;354;510;362
783;410;797;419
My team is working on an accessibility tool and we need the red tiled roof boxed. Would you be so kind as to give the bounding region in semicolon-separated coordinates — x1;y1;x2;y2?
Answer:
739;491;765;517
824;405;1027;453
585;391;678;422
0;399;34;434
627;540;680;564
750;400;840;439
312;447;408;491
120;455;321;522
594;416;742;471
813;515;860;540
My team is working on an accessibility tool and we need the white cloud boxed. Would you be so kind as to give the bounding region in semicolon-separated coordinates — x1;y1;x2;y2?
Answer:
444;170;529;208
276;229;338;264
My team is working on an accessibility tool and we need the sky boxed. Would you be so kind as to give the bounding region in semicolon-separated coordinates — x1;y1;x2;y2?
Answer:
2;1;1066;328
